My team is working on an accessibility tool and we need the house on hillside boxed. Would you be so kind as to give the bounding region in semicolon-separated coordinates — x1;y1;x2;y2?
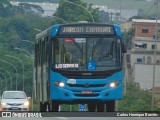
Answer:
126;19;160;90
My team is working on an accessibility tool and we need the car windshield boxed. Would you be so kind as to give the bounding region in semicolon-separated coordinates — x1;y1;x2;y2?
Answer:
2;92;26;99
53;37;121;71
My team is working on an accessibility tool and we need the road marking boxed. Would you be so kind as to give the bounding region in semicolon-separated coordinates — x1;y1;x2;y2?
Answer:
57;117;67;120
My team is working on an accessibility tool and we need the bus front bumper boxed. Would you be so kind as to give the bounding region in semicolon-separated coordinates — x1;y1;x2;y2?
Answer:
51;85;123;103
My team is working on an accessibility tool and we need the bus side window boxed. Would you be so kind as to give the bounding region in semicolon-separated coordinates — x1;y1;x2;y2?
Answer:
38;42;41;65
36;43;39;65
51;39;54;65
42;40;45;64
35;44;38;66
40;41;42;65
44;37;48;63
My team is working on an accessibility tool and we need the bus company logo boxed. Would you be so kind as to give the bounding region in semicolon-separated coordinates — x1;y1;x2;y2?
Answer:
67;79;76;84
81;90;92;94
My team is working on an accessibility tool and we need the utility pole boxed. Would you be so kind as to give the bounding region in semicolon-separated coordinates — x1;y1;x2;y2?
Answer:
110;13;113;23
115;0;122;112
151;0;159;111
120;0;122;23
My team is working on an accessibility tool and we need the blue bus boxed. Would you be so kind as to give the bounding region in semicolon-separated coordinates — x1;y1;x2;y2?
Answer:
34;23;126;112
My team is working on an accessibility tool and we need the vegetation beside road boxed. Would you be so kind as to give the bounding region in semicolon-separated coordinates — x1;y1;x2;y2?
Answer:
119;82;152;111
1;0;159;111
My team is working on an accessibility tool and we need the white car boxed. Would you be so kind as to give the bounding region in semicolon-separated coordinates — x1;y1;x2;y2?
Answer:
0;91;30;111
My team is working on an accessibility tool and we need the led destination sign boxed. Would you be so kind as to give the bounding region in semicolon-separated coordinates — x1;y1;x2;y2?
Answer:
58;24;115;35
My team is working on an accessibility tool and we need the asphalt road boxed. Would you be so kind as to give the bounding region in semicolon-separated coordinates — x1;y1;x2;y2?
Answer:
0;117;160;120
0;112;160;120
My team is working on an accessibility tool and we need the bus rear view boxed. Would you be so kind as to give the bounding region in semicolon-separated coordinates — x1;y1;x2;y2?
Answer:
34;23;126;112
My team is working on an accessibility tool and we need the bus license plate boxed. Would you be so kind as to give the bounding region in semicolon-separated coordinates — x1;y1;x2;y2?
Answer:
81;90;92;94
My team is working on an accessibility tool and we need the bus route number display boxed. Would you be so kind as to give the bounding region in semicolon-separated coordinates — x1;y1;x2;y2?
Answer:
58;25;115;35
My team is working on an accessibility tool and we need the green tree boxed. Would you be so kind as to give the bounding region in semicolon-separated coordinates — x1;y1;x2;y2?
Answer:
54;0;100;23
18;3;44;15
0;0;14;17
122;28;135;50
0;1;53;97
119;82;152;111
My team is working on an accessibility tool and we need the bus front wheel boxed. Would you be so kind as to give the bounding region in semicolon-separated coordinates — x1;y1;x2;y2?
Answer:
106;100;115;112
97;102;104;112
88;103;96;112
51;101;59;112
88;103;104;112
40;102;47;112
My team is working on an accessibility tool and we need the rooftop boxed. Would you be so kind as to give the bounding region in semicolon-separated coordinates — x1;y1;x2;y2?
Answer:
132;51;160;55
153;87;160;92
132;19;160;24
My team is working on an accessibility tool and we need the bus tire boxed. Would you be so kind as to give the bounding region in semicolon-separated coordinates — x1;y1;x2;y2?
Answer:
106;100;115;112
40;102;47;112
88;103;96;112
97;102;104;112
51;101;59;112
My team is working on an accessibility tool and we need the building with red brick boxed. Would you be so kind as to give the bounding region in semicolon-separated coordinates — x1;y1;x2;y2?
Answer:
126;19;160;90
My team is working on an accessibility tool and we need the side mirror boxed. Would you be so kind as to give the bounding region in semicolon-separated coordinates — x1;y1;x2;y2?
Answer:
121;38;127;53
122;44;127;53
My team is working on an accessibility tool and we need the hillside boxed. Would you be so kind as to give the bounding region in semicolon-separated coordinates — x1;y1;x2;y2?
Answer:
12;0;156;14
84;0;152;9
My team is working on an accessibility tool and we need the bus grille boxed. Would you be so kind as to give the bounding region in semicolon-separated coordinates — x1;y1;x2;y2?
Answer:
74;94;99;97
68;84;106;88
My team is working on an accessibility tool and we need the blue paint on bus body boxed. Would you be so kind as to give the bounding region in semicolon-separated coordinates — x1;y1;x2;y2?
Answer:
113;24;122;37
52;25;60;37
50;69;123;102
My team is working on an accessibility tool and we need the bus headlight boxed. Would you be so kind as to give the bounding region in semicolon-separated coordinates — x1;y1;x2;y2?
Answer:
110;81;119;88
59;82;65;88
54;81;65;87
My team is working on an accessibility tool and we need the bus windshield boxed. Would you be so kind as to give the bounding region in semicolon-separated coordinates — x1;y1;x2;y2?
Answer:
53;37;121;71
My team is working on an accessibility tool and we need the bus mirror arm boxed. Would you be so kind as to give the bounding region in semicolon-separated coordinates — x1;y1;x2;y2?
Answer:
122;44;126;53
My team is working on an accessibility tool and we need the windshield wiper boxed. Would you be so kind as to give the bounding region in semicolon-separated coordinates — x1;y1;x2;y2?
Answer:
98;53;112;60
